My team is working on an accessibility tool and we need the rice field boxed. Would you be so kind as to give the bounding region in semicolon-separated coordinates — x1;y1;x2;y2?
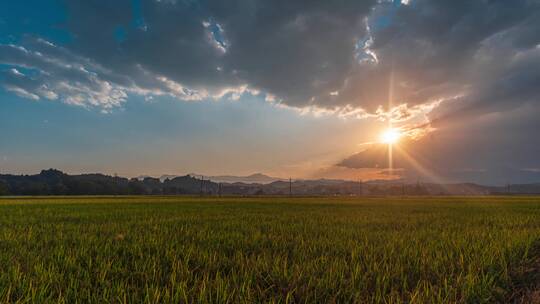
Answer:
0;196;539;303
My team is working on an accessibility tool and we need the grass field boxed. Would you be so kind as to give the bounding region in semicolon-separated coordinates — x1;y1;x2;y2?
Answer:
0;196;539;303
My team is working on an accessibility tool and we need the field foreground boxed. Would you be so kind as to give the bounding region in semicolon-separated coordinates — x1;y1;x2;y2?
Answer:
1;196;540;303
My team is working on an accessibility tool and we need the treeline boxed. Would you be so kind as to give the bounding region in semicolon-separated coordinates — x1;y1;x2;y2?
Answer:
3;168;525;196
0;169;432;196
0;169;216;196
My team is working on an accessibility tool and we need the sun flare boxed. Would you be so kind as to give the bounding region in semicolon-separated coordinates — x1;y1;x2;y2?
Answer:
380;128;401;144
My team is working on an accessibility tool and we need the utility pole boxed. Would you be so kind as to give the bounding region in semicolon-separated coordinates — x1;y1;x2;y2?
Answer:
289;177;292;197
218;183;222;197
358;179;363;196
113;173;119;196
200;175;204;196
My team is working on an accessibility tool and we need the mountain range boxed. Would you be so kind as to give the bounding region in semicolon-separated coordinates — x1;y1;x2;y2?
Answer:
2;169;540;196
138;173;283;184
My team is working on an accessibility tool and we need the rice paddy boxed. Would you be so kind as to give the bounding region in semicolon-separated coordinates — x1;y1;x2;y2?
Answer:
0;196;539;303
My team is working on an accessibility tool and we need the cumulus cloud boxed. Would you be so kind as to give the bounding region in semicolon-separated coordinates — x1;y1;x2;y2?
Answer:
0;41;130;111
1;0;539;118
0;38;256;111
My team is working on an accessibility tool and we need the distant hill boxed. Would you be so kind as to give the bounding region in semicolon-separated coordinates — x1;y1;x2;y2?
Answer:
0;169;216;196
152;173;284;184
203;173;284;184
2;169;540;196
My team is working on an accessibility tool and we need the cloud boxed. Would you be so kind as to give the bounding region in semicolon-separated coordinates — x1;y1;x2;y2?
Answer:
0;0;381;111
337;102;540;185
0;38;257;111
5;85;40;100
0;41;129;111
1;0;538;118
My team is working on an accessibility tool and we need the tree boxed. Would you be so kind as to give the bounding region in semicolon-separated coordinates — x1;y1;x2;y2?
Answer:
0;181;9;195
128;179;147;195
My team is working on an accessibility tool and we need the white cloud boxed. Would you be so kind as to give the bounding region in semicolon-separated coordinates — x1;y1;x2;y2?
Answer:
9;68;24;76
36;85;59;100
4;85;40;100
0;39;254;112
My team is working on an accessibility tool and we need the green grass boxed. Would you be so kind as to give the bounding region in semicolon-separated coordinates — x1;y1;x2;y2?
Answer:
0;196;539;303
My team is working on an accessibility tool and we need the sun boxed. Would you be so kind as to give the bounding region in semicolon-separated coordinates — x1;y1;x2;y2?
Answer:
380;128;401;144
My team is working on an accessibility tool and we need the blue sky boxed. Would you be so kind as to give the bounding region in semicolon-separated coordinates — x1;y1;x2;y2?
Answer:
1;0;540;184
0;86;381;177
0;1;69;44
0;0;384;179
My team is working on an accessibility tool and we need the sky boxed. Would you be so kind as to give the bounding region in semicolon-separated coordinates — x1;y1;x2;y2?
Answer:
1;0;539;185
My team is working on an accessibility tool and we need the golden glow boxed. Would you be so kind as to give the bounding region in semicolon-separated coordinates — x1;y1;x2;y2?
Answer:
380;128;401;144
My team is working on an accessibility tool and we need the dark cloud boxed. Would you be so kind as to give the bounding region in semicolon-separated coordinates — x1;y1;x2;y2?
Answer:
338;103;540;185
327;0;540;184
1;0;539;115
362;0;539;110
60;0;378;107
